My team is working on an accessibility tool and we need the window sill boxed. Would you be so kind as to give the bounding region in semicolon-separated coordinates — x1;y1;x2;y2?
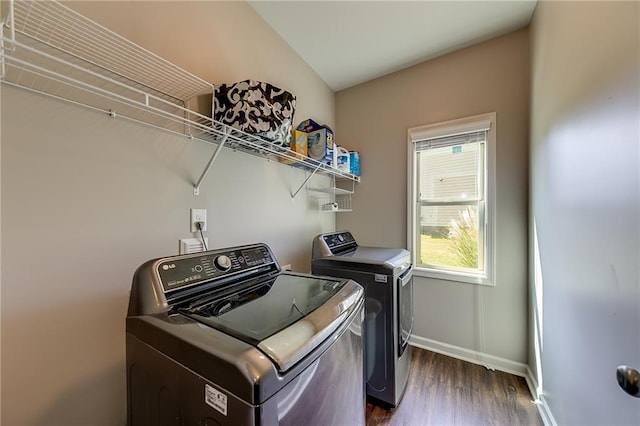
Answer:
413;267;495;286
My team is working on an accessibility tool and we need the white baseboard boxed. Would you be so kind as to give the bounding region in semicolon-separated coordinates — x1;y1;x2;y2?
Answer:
409;335;555;426
536;394;556;426
410;335;529;376
524;367;557;426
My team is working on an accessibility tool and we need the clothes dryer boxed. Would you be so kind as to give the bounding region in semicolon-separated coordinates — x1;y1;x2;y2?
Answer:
311;231;413;409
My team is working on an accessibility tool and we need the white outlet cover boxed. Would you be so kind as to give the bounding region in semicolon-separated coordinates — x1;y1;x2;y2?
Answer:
190;208;207;232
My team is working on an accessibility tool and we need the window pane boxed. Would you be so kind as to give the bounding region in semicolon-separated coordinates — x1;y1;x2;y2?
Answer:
409;113;494;284
418;205;482;272
418;143;480;202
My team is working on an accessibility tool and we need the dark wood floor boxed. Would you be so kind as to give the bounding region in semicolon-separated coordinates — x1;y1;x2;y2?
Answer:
366;347;543;425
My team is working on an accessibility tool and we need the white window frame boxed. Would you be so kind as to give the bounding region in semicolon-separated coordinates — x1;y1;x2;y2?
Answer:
407;112;496;286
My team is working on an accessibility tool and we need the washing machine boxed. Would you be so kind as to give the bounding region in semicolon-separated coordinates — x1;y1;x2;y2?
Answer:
311;231;413;409
127;242;365;425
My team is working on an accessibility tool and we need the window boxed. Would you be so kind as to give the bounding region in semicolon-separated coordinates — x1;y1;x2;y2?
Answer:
407;113;495;285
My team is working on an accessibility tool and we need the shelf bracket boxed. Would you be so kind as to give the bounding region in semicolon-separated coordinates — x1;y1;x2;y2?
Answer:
291;164;322;199
193;128;229;196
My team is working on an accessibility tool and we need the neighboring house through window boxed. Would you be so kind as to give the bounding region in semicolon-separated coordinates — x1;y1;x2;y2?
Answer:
407;112;496;285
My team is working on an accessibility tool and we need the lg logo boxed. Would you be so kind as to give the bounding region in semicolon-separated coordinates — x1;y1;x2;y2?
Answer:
162;263;176;271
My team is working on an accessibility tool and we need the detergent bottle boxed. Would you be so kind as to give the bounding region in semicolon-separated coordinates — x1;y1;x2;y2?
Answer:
336;146;350;173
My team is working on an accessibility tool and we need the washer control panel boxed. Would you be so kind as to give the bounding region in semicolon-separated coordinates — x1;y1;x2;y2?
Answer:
156;244;276;293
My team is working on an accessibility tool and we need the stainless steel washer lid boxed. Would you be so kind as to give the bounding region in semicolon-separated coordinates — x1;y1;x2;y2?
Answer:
179;272;364;372
258;278;363;371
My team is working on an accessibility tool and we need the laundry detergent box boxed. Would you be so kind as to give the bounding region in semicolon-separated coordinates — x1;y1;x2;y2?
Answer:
307;128;335;165
279;129;308;166
296;118;324;133
290;129;308;156
298;119;334;165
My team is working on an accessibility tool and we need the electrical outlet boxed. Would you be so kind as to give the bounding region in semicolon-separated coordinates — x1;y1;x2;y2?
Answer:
190;208;207;232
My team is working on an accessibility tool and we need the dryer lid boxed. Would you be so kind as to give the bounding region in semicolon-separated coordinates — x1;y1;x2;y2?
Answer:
312;231;410;272
340;246;410;266
313;246;411;274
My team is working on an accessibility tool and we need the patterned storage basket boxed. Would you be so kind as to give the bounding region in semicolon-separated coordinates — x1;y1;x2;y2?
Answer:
214;80;296;147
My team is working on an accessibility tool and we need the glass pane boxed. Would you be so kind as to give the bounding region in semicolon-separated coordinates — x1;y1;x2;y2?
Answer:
418;204;483;272
418;143;480;202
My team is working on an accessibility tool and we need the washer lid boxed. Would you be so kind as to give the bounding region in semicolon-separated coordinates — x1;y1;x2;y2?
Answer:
179;272;363;372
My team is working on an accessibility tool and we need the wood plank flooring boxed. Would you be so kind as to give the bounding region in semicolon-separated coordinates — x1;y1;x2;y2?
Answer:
366;347;543;425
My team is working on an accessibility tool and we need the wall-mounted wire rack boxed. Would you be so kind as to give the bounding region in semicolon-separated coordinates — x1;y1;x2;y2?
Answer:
308;176;355;212
0;0;359;196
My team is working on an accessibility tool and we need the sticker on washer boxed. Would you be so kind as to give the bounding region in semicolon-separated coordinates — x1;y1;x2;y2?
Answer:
375;274;388;283
205;384;227;416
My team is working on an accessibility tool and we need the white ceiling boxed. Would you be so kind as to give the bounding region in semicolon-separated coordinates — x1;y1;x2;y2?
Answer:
249;1;538;91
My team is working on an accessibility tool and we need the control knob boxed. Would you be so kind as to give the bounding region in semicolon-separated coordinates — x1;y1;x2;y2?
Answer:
214;255;232;271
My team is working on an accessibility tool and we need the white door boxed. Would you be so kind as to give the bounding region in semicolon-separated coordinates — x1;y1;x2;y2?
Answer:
530;1;640;424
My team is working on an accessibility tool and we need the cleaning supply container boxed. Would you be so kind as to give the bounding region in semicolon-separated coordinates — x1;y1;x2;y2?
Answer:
336;146;350;173
350;151;360;176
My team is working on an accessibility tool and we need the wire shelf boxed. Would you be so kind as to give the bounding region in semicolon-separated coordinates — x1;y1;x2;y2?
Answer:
308;185;355;196
0;0;360;193
310;175;355;213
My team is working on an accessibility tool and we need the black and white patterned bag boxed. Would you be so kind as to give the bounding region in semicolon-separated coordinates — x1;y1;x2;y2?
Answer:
214;80;296;146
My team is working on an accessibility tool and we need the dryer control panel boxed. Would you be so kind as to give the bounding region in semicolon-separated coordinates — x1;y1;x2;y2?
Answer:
322;231;357;254
156;244;277;293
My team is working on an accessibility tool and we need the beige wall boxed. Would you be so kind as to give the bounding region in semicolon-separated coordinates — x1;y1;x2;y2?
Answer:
529;1;639;424
336;29;530;364
1;2;334;424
